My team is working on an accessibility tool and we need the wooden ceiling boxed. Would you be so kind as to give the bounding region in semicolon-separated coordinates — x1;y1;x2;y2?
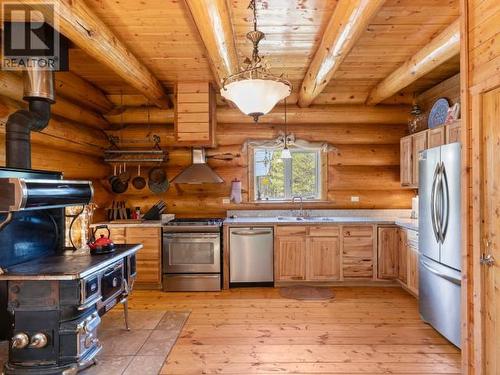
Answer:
67;0;460;104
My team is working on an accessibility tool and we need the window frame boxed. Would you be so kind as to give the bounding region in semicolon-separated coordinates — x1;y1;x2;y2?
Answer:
249;145;327;202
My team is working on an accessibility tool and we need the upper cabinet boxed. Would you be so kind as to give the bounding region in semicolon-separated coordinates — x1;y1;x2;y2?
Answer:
175;82;217;147
400;121;460;189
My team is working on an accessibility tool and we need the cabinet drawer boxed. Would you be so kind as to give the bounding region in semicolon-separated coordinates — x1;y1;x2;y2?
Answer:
308;226;339;237
342;226;373;237
276;226;308;236
126;227;160;238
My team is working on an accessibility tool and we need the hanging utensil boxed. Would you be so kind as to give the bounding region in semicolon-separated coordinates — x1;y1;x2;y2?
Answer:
132;164;146;190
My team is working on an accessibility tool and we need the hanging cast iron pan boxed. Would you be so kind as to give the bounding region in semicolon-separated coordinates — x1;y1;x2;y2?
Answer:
108;165;119;185
148;178;169;194
118;162;131;184
148;166;167;184
132;165;146;190
111;165;129;194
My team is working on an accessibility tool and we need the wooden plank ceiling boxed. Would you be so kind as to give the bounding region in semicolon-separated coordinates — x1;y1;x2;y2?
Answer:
69;0;460;104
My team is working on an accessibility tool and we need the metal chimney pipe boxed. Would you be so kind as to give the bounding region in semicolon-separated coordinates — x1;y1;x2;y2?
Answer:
5;70;55;169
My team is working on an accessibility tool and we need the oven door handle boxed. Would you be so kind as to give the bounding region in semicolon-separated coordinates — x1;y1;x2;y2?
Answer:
102;262;123;277
164;233;220;239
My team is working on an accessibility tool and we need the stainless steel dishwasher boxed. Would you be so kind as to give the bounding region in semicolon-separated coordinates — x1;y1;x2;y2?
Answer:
229;227;274;285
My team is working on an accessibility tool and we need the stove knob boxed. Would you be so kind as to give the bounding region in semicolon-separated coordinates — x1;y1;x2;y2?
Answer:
11;332;29;349
29;333;48;349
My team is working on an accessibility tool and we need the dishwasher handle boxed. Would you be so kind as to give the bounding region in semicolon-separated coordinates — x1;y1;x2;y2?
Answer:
231;229;273;236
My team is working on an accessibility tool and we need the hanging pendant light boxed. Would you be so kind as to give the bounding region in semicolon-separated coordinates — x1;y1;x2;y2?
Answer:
281;97;291;159
220;0;291;123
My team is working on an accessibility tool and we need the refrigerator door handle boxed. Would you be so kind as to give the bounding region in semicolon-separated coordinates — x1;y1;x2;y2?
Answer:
440;162;450;243
421;259;461;285
430;163;441;243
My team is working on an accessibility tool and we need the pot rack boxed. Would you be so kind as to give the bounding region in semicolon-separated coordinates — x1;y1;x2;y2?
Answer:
104;135;169;164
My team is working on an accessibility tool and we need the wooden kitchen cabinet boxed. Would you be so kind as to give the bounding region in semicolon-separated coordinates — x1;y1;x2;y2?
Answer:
175;82;216;147
445;120;461;143
275;226;340;282
342;225;374;279
377;226;399;279
412;131;427;187
275;235;306;281
95;225;162;289
407;243;419;297
400;135;413;186
398;229;408;285
307;237;341;281
126;227;162;288
427;127;446;148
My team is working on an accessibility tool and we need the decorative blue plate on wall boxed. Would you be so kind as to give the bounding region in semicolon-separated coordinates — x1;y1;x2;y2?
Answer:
428;98;450;128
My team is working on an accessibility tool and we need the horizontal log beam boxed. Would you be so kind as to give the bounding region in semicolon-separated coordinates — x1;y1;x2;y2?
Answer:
16;0;170;109
184;0;239;87
104;105;409;125
0;71;109;129
55;72;114;114
366;19;460;105
0;96;108;156
298;0;385;107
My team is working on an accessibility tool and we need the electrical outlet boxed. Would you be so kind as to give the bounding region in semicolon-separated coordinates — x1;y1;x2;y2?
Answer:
351;196;360;202
222;197;231;205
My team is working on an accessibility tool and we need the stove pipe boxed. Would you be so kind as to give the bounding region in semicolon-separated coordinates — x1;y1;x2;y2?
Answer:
5;70;55;169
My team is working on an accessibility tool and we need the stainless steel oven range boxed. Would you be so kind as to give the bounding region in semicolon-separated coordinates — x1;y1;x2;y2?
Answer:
162;218;223;291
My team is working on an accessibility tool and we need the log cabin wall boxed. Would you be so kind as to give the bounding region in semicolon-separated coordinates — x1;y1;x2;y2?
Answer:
0;90;112;221
107;105;415;218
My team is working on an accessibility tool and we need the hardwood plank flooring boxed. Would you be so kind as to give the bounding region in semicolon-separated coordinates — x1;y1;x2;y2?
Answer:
127;287;461;374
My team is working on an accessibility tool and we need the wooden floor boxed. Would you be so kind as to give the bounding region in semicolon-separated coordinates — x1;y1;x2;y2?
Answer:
128;287;461;374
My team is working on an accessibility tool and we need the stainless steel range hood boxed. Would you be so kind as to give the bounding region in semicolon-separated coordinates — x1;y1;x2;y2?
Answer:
171;148;223;184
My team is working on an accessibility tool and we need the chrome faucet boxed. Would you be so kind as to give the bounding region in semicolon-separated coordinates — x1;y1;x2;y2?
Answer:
292;196;304;217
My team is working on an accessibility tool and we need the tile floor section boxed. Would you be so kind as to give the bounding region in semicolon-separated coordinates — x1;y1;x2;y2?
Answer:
0;310;190;375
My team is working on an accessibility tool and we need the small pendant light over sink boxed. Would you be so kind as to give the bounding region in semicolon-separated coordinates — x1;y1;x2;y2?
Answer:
220;0;291;122
281;97;291;159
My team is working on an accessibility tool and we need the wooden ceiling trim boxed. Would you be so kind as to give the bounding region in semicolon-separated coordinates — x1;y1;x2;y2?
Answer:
0;71;109;129
184;0;239;87
366;18;460;105
16;0;170;108
297;0;386;108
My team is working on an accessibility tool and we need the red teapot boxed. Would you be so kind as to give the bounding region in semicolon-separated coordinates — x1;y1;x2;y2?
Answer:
88;225;116;254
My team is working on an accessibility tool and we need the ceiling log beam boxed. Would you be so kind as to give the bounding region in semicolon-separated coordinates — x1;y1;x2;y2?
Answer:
298;0;386;108
0;71;109;129
55;72;114;114
105;104;408;125
184;0;239;87
16;0;170;109
366;19;460;105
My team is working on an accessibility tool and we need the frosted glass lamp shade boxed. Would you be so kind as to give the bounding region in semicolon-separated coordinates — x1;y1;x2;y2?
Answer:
281;147;292;159
221;79;291;121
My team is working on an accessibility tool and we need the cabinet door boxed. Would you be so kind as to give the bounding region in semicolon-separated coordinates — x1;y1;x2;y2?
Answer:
427;127;446;148
445;121;461;144
412;131;428;186
126;227;162;287
400;136;413;186
398;229;408;284
377;227;399;279
407;246;419;296
276;236;306;281
307;237;340;281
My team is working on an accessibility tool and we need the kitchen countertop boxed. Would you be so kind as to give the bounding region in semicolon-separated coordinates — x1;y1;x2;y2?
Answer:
224;216;399;225
394;218;419;231
0;244;143;281
91;220;163;228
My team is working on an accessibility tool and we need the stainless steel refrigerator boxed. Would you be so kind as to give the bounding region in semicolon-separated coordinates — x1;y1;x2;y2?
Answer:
419;142;461;348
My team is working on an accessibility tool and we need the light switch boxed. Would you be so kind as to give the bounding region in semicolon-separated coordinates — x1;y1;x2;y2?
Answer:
351;196;360;202
222;197;231;204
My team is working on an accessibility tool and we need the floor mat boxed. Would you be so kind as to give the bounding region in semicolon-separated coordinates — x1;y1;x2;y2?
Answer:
279;285;335;300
